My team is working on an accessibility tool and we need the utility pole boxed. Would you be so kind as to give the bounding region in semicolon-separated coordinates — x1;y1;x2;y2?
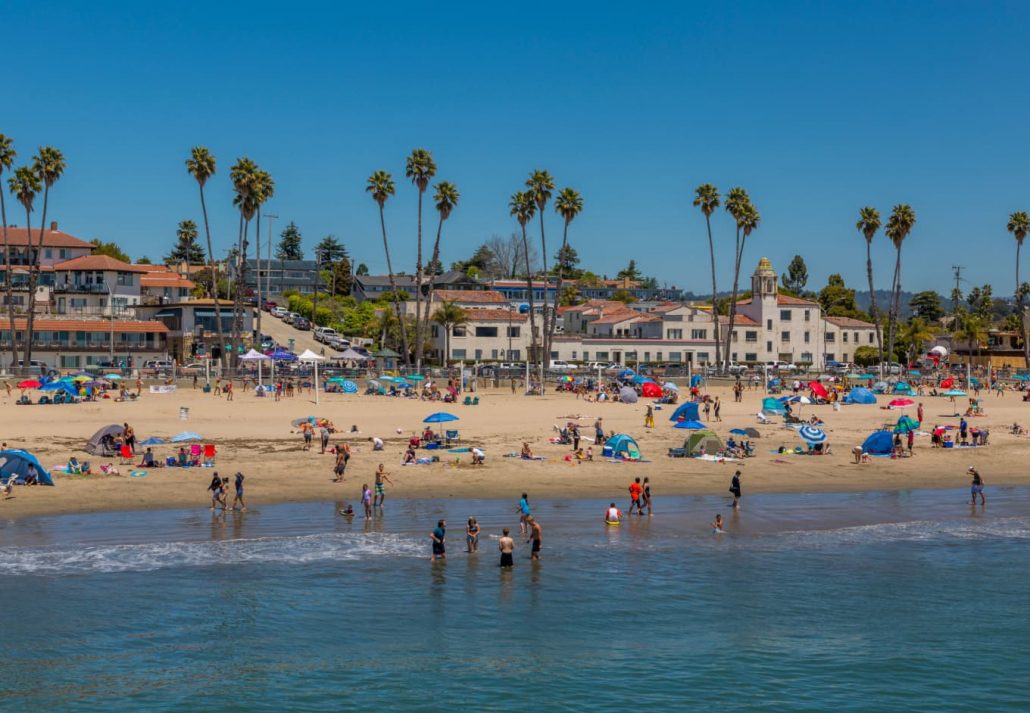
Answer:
952;265;965;313
312;247;322;328
260;213;277;346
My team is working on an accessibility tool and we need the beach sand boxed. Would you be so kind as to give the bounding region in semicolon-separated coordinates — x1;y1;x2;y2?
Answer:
1;381;1024;519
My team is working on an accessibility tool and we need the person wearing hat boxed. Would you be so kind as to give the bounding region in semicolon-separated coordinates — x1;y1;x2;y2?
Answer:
968;467;985;505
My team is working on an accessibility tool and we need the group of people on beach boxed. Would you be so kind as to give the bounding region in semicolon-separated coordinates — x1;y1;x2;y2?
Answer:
207;471;246;511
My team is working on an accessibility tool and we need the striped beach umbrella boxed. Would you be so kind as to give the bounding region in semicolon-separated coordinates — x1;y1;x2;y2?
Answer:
797;425;827;444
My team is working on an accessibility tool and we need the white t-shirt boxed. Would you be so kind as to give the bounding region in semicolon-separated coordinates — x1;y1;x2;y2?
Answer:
471;447;484;458
372;437;384;450
607;507;621;521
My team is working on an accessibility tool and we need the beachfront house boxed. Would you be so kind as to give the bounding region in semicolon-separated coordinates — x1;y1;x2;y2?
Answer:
51;255;147;318
0;222;95;315
135;299;247;363
429;307;531;363
139;265;196;304
0;317;170;370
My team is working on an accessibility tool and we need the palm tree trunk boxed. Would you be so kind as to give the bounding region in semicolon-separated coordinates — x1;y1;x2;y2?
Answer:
414;190;424;372
25;185;52;366
538;213;548;390
887;247;902;367
1;189;18;369
705;215;721;371
422;216;445;365
722;228;743;374
1018;241;1029;367
521;225;538;385
865;240;884;367
254;211;262;349
546;220;570;364
379;206;409;367
198;186;225;372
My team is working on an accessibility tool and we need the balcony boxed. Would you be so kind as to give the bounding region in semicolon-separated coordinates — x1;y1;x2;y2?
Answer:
53;283;112;294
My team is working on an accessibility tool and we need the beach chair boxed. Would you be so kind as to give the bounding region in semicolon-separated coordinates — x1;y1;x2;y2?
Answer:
668;447;687;458
190;444;202;465
472;396;479;406
38;396;51;405
119;445;133;464
463;395;472;406
203;444;217;466
445;430;459;445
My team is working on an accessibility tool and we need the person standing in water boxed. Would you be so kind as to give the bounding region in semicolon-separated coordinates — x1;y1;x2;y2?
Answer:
526;516;542;560
517;493;531;535
969;467;986;505
712;513;724;533
374;464;393;508
729;470;742;509
498;528;514;567
642;477;653;516
231;471;246;511
431;519;447;561
466;517;480;553
361;484;372;517
628;477;643;515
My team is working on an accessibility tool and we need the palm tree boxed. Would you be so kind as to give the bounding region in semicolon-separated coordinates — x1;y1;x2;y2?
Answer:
953;310;987;374
884;204;916;366
550;187;583;360
366;170;409;367
1007;211;1030;366
0;134;17;367
722;188;758;368
186;147;225;369
250;170;275;344
229;158;259;368
693;184;721;372
7;167;40;368
432;300;468;366
510;191;538;380
422;181;459;364
899;317;936;367
856;207;884;368
406;149;437;372
526;170;555;371
25;147;65;365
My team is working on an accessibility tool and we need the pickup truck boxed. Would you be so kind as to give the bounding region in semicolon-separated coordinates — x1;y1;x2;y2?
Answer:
314;327;338;343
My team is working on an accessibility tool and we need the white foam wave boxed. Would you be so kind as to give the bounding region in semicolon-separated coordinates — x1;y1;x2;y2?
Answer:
0;532;425;576
774;517;1030;547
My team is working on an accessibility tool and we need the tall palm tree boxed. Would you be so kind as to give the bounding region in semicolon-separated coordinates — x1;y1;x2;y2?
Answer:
693;184;722;372
1008;210;1030;365
884;204;916;366
366;170;409;367
953;311;987;374
186;147;225;369
510;190;538;381
406;149;437;371
432;300;468;366
7;167;39;368
422;181;460;364
899;316;936;367
526;170;555;371
0;134;17;367
856;207;884;368
24;147;65;365
550;187;583;360
250;170;274;344
722;188;757;368
229;158;259;368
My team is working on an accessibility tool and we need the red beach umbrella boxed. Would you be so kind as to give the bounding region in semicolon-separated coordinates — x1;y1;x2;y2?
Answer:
888;398;914;408
17;379;41;389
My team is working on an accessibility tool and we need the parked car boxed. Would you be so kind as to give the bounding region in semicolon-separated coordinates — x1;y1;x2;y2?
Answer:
878;361;903;375
263;300;278;311
328;336;352;350
313;327;338;343
293;317;311;330
271;307;287;318
143;359;174;372
179;362;209;374
548;360;574;371
766;360;798;373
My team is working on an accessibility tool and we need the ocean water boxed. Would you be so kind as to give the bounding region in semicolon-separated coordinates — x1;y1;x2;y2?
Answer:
2;489;1029;712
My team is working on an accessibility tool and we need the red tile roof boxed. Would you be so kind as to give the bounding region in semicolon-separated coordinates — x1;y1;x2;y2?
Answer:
11;318;169;333
735;294;820;307
0;227;93;249
718;314;760;326
463;308;527;322
434;290;506;303
824;316;875;328
591;310;657;325
53;255;149;272
141;274;195;289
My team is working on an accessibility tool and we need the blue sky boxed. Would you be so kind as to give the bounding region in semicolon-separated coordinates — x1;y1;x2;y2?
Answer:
4;1;1029;297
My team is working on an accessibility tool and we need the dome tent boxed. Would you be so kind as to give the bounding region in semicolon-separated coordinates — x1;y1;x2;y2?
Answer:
684;430;724;456
604;434;641;460
0;450;53;486
86;424;125;456
862;431;894;456
847;387;877;405
669;402;699;422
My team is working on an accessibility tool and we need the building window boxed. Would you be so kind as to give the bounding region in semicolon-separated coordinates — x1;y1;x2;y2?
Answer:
474;349;483;360
766;319;772;330
745;352;757;362
766;341;772;353
697;352;709;363
804;310;811;321
854;332;859;343
780;310;791;321
731;332;738;342
843;353;849;362
690;329;706;340
596;351;609;360
825;352;835;362
780;331;790;343
507;326;520;337
45;249;52;259
801;352;813;363
667;328;682;339
452;326;467;337
431;326;439;338
491;349;498;359
669;352;681;362
825;332;835;342
452;349;466;359
745;330;758;343
804;331;810;343
843;332;849;343
475;326;498;338
868;333;874;344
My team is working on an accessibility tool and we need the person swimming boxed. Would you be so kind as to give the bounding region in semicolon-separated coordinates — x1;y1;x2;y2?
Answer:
712;513;724;533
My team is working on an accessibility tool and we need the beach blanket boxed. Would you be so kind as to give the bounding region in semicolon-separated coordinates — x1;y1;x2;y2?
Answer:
695;454;738;462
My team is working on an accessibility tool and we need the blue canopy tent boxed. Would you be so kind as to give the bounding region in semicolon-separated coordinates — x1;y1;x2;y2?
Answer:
673;420;707;430
847;387;877;405
40;381;78;397
341;380;358;394
893;382;913;395
669;402;699;422
269;347;297;361
603;434;641;460
0;450;53;486
862;431;894;456
762;397;787;414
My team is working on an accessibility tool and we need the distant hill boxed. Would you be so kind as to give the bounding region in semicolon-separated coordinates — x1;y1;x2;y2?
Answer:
681;288;935;321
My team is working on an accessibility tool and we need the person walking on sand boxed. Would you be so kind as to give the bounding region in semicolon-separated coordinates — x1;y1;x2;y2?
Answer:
231;471;247;511
225;379;233;401
374;464;393;508
208;472;224;511
431;519;447;561
594;417;604;445
571;423;581;452
917;402;924;424
526;516;542;560
628;477;643;515
361;483;373;517
466;517;480;553
319;424;330;454
714;396;722;422
498;528;514;567
644;405;655;429
517;493;531;535
729;470;742;509
969;467;986;505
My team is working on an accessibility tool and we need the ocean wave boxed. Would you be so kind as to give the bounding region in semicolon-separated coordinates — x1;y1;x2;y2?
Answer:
0;531;426;576
774;516;1030;547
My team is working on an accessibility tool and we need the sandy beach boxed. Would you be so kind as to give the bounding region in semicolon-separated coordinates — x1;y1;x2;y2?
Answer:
2;380;1026;519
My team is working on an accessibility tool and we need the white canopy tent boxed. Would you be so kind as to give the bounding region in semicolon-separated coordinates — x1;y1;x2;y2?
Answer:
239;348;272;386
298;349;327;405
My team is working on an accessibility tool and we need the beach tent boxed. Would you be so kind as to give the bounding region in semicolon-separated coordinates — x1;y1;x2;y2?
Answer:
669;402;699;422
848;387;876;405
604;434;641;460
631;375;653;385
0;450;53;486
862;431;894;456
685;430;723;456
808;381;829;399
894;382;913;395
618;386;639;404
894;415;920;434
872;381;889;393
617;369;634;379
761;397;786;415
40;381;78;397
339;348;367;361
86;424;124;456
641;382;662;398
672;420;706;430
171;431;202;442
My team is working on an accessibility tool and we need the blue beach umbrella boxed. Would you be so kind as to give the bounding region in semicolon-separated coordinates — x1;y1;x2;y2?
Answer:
618;369;634;379
673;420;707;430
798;425;827;444
170;431;202;442
139;437;165;445
423;412;459;423
341;380;358;394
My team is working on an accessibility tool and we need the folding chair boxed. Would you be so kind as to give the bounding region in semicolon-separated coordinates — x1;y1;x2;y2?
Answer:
445;429;459;445
203;444;217;467
119;445;133;464
472;396;479;406
463;396;472;406
189;444;202;465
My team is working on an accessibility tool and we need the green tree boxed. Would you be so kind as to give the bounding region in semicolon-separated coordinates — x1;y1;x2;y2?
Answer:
6;165;38;366
367;170;409;366
693;183;722;372
166;219;205;264
406;148;437;370
548;186;583;362
950;286;963;314
229;157;262;367
909;290;944;323
577;271;603;288
0;133;18;367
856;207;885;367
329;256;353;296
953;310;988;373
26;147;65;364
315;235;346;263
451;245;492;275
616;259;643;282
552;244;581;278
90;239;131;262
781;255;808;294
527;170;555;385
723;188;760;368
899;317;936;366
137;255;153;265
853;345;879;367
510;190;539;372
966;284;994;321
818;274;863;317
884;204;916;376
186;146;224;368
276;221;303;261
611;289;637;304
355;263;369;276
559;284;582;306
432;300;468;365
421;181;460;363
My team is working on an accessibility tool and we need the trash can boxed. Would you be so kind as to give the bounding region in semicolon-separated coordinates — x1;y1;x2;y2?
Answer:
179;407;189;421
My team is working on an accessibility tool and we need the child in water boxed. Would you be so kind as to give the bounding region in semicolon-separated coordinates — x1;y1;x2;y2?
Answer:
712;514;724;533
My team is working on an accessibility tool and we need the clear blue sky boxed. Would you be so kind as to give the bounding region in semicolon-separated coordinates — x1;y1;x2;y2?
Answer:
4;1;1029;297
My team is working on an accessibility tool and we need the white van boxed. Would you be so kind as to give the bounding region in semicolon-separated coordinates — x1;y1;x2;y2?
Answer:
548;360;574;371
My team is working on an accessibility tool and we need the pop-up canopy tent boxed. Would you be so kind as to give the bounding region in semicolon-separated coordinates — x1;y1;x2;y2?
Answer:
685;430;723;456
0;449;53;486
604;434;641;460
86;424;124;456
669;402;699;422
847;387;877;404
862;430;894;455
618;386;638;404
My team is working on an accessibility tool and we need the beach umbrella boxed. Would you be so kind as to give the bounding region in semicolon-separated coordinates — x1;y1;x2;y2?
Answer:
798;425;827;444
844;371;865;379
894;415;920;434
662;382;679;391
72;375;91;382
808;381;829;399
618;386;639;404
406;374;426;381
673;420;706;430
139;437;165;445
291;416;318;427
341;380;358;394
729;428;748;436
170;431;202;442
423;412;459;423
17;379;41;389
1013;374;1030;381
743;427;762;438
328;376;347;383
617;369;634;378
888;398;914;408
104;374;123;380
942;389;967;397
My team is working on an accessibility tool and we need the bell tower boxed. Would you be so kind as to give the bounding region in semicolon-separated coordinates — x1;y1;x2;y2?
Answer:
752;257;777;300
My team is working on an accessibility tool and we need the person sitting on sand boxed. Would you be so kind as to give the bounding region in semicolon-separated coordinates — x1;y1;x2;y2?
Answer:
585;446;593;461
370;436;384;451
139;448;159;468
471;447;485;465
403;446;417;465
520;442;534;459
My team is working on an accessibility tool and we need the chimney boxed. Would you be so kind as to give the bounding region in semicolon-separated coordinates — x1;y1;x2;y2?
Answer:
50;221;58;231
